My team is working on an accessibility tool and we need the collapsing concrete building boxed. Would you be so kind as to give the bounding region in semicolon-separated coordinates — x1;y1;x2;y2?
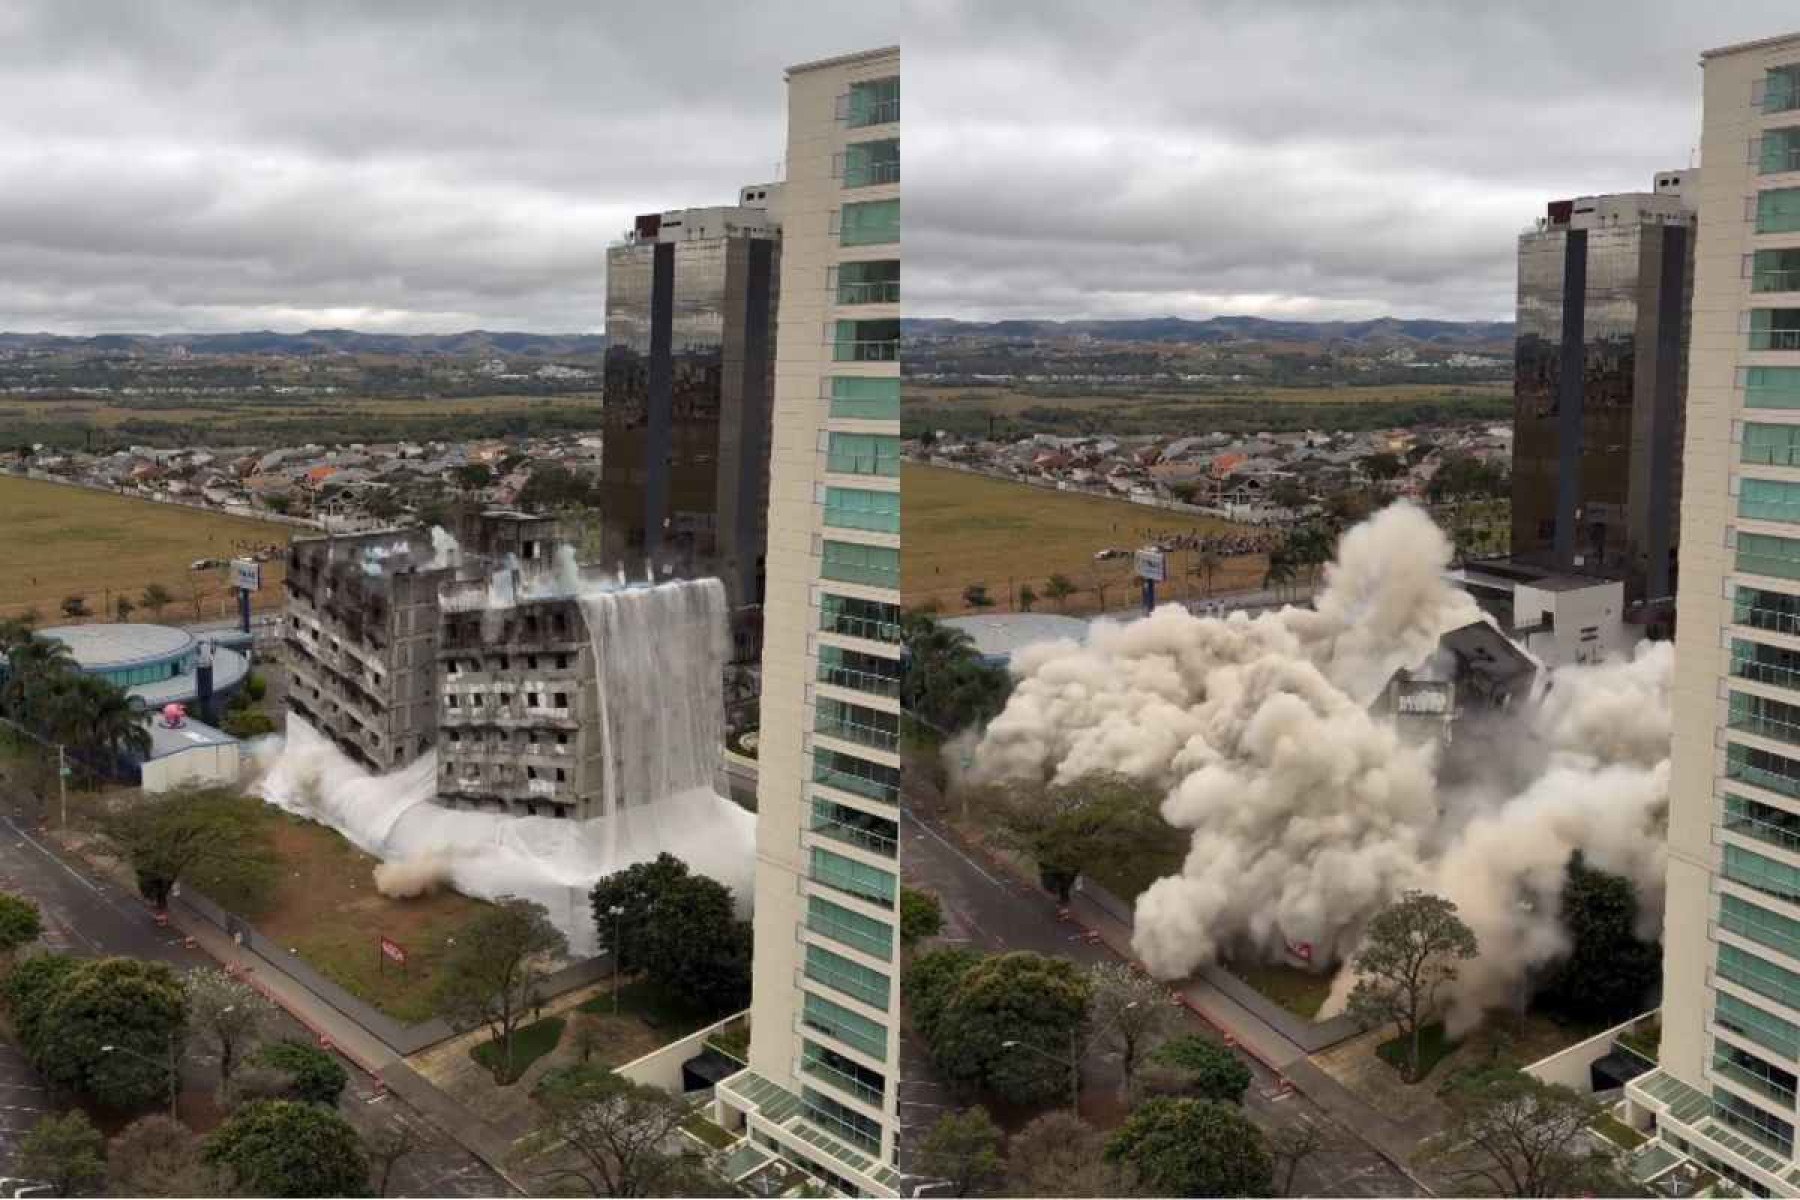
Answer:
1375;618;1541;743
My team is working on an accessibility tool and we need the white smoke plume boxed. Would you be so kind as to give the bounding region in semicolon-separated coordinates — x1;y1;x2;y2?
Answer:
970;502;1672;1030
373;853;456;898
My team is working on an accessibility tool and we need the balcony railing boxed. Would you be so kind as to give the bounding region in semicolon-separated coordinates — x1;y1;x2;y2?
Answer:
1733;652;1800;692
836;280;900;306
823;506;900;535
807;904;891;958
816;713;900;753
1751;329;1800;352
802;1052;885;1108
820;610;900;644
1730;757;1800;799
821;559;899;589
813;763;899;805
818;663;901;698
1738;602;1800;636
802;1010;886;1061
1713;1055;1798;1107
810;812;898;858
824;451;899;477
1755;269;1800;294
844;97;900;128
832;338;900;363
1732;709;1800;747
1726;809;1800;856
843;160;900;188
804;958;887;1010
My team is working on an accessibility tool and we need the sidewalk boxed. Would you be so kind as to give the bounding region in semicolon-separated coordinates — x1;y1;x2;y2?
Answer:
168;904;531;1194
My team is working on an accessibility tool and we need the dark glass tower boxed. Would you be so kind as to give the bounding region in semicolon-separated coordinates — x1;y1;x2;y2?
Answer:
1511;175;1697;603
602;203;780;610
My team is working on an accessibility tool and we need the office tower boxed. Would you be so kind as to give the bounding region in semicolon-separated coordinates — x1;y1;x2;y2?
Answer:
1625;33;1800;1195
601;199;782;610
1511;175;1697;605
714;47;902;1198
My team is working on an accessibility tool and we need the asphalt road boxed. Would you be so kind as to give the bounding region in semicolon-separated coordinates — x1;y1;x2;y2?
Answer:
900;805;1425;1198
0;802;508;1197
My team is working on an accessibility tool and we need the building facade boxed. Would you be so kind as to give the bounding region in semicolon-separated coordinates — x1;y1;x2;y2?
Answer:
714;47;903;1198
1511;175;1697;604
1625;34;1800;1196
602;201;782;610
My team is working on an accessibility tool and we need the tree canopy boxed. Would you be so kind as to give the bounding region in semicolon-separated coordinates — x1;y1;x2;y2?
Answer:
915;1107;1004;1198
431;897;567;1084
988;771;1172;904
204;1100;369;1198
19;1108;107;1197
185;968;274;1087
915;950;1091;1106
0;891;43;956
1346;890;1477;1084
520;1064;698;1198
1005;1111;1137;1198
103;788;277;911
1105;1096;1273;1197
1151;1033;1253;1104
902;614;1010;737
1421;1070;1637;1198
588;855;751;1016
1536;851;1661;1027
252;1038;348;1106
28;956;188;1110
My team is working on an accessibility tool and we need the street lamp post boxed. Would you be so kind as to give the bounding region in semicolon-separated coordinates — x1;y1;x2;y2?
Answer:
102;1035;179;1120
1001;1001;1138;1118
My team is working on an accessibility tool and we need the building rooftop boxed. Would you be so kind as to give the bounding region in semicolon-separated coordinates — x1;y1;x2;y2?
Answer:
144;713;238;759
941;613;1090;662
41;623;194;670
1701;31;1800;60
785;44;898;77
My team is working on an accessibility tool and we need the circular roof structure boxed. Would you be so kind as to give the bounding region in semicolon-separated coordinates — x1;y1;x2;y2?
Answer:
39;623;196;670
941;613;1091;665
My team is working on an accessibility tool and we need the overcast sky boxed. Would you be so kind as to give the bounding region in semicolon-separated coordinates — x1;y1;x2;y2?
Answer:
1;1;1796;331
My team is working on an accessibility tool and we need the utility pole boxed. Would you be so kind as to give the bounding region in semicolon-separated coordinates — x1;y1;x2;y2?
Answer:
56;744;67;829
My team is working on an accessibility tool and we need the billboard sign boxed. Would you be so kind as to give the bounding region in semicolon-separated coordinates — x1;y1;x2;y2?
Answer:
230;558;262;593
1134;548;1168;583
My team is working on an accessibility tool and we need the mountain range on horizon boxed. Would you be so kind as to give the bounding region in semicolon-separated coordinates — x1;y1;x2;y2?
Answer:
902;314;1515;347
0;328;607;357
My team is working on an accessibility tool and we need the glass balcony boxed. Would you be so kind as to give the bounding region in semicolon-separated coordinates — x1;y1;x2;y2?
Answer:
826;431;900;477
807;898;893;958
810;799;899;857
1756;189;1800;236
804;946;889;1010
1762;130;1800;176
841;140;900;189
801;1089;883;1156
817;662;900;698
1765;67;1800;115
842;77;900;129
1725;794;1800;855
1732;642;1800;693
1738;532;1800;581
823;488;900;535
1713;1051;1798;1107
827;376;900;422
812;759;900;806
803;994;887;1060
833;339;899;363
1751;328;1800;352
1730;704;1800;747
1747;367;1800;410
819;595;901;644
802;1045;886;1108
820;542;899;589
835;262;900;307
837;199;900;247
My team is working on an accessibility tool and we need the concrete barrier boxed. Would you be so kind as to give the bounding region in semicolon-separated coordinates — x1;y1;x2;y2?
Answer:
1523;1010;1658;1092
615;1011;748;1094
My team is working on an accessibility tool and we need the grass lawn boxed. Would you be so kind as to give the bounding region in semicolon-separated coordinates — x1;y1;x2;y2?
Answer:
223;800;490;1025
1226;960;1333;1020
706;1018;750;1065
1617;1021;1661;1064
0;473;290;622
682;1109;739;1151
901;463;1264;616
1592;1111;1648;1151
1376;1023;1460;1082
470;1016;565;1084
578;976;735;1040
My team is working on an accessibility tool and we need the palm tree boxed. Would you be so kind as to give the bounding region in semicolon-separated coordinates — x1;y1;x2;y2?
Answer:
140;584;173;619
1264;553;1297;600
1044;574;1077;611
66;675;149;773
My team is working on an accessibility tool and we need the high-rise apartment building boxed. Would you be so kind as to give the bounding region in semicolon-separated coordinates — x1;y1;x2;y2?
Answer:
1624;33;1800;1196
601;198;782;610
713;47;902;1198
1511;175;1697;604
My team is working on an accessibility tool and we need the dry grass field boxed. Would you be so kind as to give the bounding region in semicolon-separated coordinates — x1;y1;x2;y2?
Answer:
0;474;291;622
0;392;598;429
902;463;1267;616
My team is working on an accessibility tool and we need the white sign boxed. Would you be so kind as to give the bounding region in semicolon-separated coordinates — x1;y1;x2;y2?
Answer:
230;558;262;592
1396;686;1451;715
1134;548;1167;583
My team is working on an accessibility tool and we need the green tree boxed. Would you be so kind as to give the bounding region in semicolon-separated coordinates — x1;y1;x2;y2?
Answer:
519;1064;697;1198
1044;573;1077;611
1004;1111;1136;1198
204;1100;369;1198
901;614;1010;737
1537;851;1661;1027
251;1039;348;1106
1269;1117;1335;1197
1087;962;1178;1099
915;1107;1003;1197
904;947;981;1048
1105;1097;1272;1197
0;891;43;957
992;771;1171;904
924;951;1091;1106
1017;583;1038;612
2;952;79;1060
1361;451;1405;482
185;968;274;1087
60;595;89;620
432;897;567;1084
452;463;493;493
18;1108;107;1197
221;709;277;739
1346;890;1478;1084
106;1114;224;1197
1190;548;1223;597
587;855;750;1016
114;595;136;623
139;584;174;619
363;1119;431;1198
962;583;995;609
1152;1033;1253;1104
32;957;187;1110
103;788;277;911
900;887;945;949
1420;1070;1637;1198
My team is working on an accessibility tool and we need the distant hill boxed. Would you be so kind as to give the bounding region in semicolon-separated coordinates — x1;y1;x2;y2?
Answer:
903;315;1513;348
0;329;606;357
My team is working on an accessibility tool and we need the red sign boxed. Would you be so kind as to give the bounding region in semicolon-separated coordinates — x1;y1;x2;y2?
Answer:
1286;939;1314;963
379;936;407;967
